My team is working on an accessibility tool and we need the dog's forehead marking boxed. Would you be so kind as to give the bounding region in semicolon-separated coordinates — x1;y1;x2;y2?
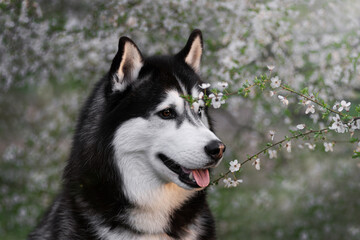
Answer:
156;90;184;113
174;75;188;95
182;100;197;127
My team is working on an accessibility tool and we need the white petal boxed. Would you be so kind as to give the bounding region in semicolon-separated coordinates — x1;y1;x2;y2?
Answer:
296;124;305;130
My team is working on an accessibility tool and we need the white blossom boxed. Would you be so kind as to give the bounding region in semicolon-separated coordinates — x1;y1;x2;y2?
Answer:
252;158;261;170
223;177;243;188
269;150;277;159
267;65;275;71
349;121;358;134
269;130;275;141
232;179;243;187
324;142;334;152
229;159;241;172
296;124;305;130
285;141;292;153
329;114;348;133
333;101;340;110
198;92;204;99
223;178;233;188
305;104;315;114
305;143;316;150
278;95;289;106
209;93;225;108
270;76;281;88
302;100;312;106
198;92;205;107
217;82;229;91
199;83;211;89
270;91;275;96
192;101;200;110
338;100;351;112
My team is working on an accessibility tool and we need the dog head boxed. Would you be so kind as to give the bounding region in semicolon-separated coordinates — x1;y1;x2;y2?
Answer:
105;30;225;192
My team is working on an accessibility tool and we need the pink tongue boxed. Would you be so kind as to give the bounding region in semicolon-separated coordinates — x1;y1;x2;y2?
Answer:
192;169;210;188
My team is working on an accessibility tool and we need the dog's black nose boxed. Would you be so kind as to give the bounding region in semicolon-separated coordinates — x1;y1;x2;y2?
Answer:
205;140;226;161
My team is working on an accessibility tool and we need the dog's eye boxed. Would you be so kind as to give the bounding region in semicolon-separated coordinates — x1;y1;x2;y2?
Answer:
159;108;176;119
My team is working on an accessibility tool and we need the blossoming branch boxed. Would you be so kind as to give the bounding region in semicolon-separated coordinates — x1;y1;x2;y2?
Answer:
182;66;360;188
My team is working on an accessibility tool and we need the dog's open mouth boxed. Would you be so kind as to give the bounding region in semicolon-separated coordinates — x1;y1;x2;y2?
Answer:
158;153;210;188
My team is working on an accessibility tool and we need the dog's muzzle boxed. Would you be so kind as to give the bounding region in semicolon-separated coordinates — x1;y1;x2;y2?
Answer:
157;141;225;189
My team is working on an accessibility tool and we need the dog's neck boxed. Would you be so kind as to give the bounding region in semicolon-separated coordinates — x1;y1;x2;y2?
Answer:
117;153;195;234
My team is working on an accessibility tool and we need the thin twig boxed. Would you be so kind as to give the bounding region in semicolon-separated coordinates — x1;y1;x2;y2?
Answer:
280;85;344;116
212;128;328;185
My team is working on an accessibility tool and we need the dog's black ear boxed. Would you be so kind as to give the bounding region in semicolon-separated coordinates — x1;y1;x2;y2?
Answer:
110;37;143;92
176;29;203;73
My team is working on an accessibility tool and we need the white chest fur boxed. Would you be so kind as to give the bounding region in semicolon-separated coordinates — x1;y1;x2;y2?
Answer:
125;180;194;233
93;181;200;240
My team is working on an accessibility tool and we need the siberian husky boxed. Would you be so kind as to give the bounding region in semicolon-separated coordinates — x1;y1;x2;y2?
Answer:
28;29;225;240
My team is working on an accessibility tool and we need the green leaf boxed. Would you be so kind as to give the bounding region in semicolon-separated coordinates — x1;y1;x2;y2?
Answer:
322;110;330;120
289;130;297;135
355;105;360;113
180;95;194;104
238;88;244;95
300;87;309;95
211;88;219;94
342;115;353;122
314;131;323;139
352;152;360;159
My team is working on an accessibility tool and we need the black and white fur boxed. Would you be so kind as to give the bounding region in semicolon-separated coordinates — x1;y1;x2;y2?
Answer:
28;29;225;240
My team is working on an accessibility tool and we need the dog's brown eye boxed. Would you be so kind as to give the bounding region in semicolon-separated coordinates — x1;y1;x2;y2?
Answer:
159;108;176;119
162;109;171;117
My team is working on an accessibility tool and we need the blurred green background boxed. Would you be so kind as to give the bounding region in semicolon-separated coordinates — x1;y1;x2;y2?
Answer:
1;0;360;239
